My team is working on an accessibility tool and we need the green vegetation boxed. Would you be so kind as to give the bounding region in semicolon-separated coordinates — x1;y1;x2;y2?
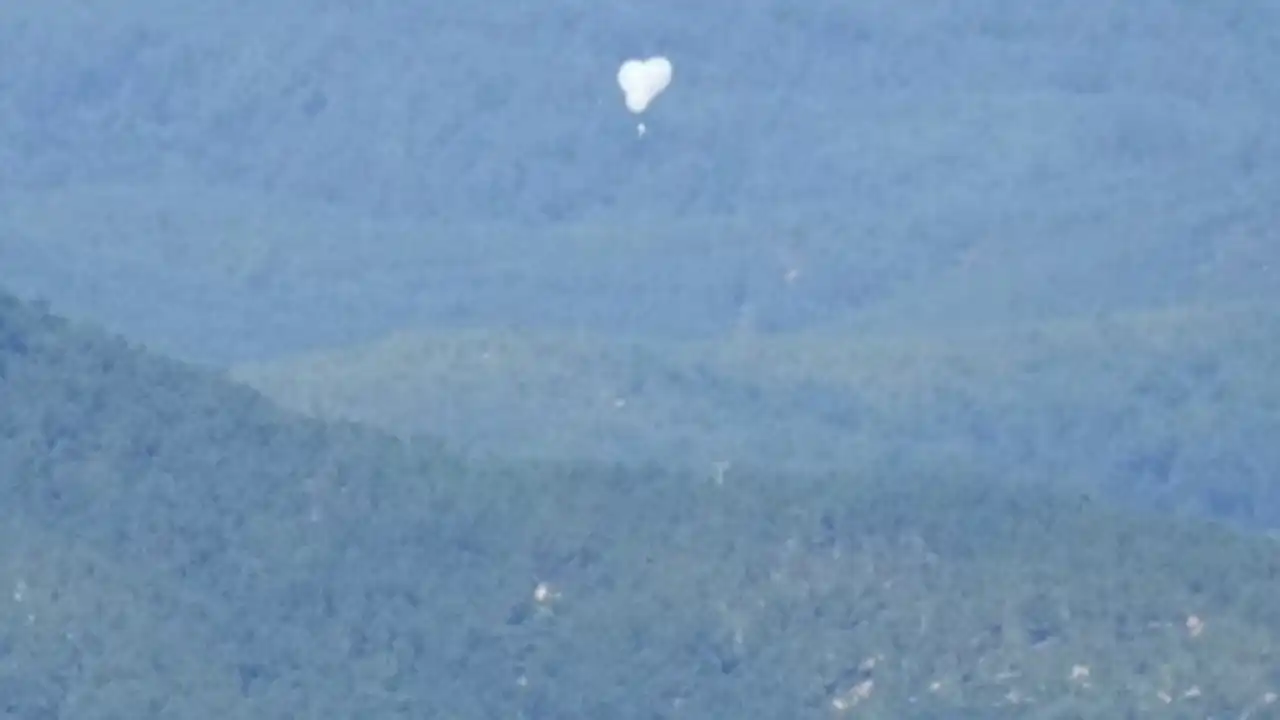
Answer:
2;1;1277;361
4;288;1280;718
234;301;1280;532
2;1;1279;716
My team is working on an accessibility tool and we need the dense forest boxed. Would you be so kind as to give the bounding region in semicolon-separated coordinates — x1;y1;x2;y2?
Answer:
3;289;1280;718
2;0;1277;361
235;301;1280;534
3;1;1279;716
2;0;1276;542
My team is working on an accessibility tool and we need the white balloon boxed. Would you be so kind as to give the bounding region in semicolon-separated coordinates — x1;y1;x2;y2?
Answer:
617;56;673;114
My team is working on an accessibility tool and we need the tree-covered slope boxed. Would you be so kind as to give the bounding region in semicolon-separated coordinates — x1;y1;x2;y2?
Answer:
4;287;1280;718
0;516;255;719
2;0;1277;362
235;301;1280;531
4;0;1276;222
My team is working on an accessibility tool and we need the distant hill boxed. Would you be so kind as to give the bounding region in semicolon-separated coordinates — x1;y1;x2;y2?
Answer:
3;0;1277;223
2;0;1278;361
5;287;1280;718
234;301;1280;532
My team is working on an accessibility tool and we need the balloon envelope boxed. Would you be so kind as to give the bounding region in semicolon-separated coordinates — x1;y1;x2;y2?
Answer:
617;56;672;114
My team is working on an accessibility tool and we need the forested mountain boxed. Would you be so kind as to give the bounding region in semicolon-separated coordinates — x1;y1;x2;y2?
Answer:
2;2;1279;715
2;0;1277;361
4;289;1280;718
3;0;1276;542
235;301;1280;533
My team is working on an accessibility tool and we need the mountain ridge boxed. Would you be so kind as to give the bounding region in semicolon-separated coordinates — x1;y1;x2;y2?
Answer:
4;286;1280;717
